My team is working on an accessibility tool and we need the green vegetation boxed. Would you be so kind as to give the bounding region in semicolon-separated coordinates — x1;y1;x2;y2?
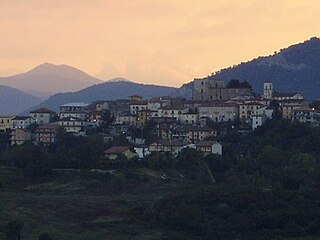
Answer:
0;119;320;239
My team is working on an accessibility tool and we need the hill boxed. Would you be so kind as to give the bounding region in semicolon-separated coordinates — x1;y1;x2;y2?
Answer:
28;80;185;112
209;37;320;100
0;85;42;115
0;63;102;99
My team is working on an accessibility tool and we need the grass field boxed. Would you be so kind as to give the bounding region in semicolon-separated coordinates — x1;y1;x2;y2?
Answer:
1;168;319;240
0;168;198;240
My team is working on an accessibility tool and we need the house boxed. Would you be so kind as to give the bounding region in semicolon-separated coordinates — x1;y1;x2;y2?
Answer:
93;100;109;112
0;116;15;132
29;108;56;124
273;92;304;101
172;126;217;143
104;146;135;160
149;139;186;157
59;117;86;133
137;109;158;126
59;103;89;123
158;106;189;120
116;113;137;126
179;110;199;125
11;116;35;129
195;141;222;156
134;145;150;158
35;124;60;144
198;102;239;122
252;114;268;130
10;128;32;145
239;102;266;122
292;107;320;125
129;101;148;115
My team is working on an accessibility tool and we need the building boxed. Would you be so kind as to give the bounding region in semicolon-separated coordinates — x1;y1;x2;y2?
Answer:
195;141;222;156
292;107;320;125
30;108;56;125
11;116;35;129
158;106;189;120
149;139;187;157
10;128;32;145
193;77;251;101
252;114;268;130
198;102;239;122
263;82;274;99
134;145;150;158
104;146;135;160
59;117;86;133
35;124;60;144
0;116;15;132
239;102;266;122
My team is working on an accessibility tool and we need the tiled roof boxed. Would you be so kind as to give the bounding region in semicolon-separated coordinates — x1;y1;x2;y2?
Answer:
30;108;56;114
104;146;131;154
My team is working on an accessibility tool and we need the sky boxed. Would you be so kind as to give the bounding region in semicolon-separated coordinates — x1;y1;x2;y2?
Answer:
0;0;320;87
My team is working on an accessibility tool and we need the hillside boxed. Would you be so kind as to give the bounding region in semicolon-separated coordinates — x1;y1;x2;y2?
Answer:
0;63;102;99
0;85;42;115
28;80;185;112
209;37;320;100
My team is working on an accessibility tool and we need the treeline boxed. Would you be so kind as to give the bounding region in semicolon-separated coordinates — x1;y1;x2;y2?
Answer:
137;119;320;239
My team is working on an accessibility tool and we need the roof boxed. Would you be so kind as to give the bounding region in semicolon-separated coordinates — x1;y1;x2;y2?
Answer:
36;124;60;132
129;95;142;98
60;102;89;107
12;116;31;120
105;146;131;154
196;141;220;147
273;92;300;98
152;139;186;147
30;108;56;114
59;117;83;121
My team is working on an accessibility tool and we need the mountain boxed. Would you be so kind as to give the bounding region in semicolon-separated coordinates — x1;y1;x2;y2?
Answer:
0;85;42;115
27;80;184;112
207;37;320;100
0;63;102;99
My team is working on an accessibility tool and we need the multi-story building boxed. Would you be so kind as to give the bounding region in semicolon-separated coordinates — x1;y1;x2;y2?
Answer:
10;128;32;145
195;141;222;156
193;77;251;101
59;117;86;133
11;116;35;129
292;107;320;125
30;108;56;125
0;116;15;132
35;124;60;144
239;102;266;122
198;102;239;122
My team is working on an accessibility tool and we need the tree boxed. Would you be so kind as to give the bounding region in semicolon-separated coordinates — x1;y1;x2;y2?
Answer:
100;109;114;133
5;221;23;240
38;233;53;240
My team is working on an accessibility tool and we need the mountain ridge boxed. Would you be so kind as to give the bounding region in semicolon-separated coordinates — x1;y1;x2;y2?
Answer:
209;37;320;100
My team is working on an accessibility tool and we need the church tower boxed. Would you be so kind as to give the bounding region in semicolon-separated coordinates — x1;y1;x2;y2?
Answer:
263;81;273;99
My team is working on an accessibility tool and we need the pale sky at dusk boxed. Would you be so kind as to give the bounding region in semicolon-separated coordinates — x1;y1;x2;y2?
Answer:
1;1;320;87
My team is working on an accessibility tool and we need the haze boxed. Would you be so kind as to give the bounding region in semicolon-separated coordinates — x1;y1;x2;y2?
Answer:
1;1;320;87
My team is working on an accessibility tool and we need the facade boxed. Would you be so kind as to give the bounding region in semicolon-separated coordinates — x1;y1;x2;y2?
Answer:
239;102;266;121
159;106;189;120
129;101;148;115
193;78;251;101
195;141;222;156
30;108;56;125
252;114;268;130
59;117;85;133
263;82;274;99
104;146;135;160
198;102;239;122
134;145;150;158
10;129;32;145
149;139;186;157
292;107;320;125
35;124;60;144
0;116;14;132
179;111;199;125
11;116;35;129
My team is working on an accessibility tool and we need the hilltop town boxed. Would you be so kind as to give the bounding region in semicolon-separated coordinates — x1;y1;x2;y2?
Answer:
0;77;316;160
